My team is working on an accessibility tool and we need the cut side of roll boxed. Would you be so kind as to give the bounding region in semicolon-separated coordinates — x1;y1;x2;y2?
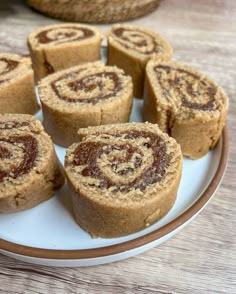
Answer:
38;61;133;147
144;60;228;159
108;24;172;98
0;114;64;213
65;123;182;238
0;53;39;114
27;23;103;81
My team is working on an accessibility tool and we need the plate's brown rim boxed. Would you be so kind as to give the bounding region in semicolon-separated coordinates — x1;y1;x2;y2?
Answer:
0;128;228;260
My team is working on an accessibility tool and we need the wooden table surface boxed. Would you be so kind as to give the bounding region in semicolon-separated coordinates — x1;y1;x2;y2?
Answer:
0;0;235;293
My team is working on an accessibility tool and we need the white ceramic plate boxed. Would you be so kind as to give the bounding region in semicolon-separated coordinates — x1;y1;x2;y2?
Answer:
0;96;228;267
0;45;228;267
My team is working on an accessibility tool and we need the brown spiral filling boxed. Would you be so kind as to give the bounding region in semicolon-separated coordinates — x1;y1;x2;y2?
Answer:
113;27;161;55
0;121;29;130
36;27;94;44
44;59;54;75
0;58;19;85
154;65;216;111
51;71;122;104
0;135;38;182
72;131;170;192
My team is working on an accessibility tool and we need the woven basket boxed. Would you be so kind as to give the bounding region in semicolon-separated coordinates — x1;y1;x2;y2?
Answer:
26;0;160;24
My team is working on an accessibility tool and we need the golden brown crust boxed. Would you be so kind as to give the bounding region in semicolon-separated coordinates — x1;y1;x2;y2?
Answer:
27;23;103;81
38;62;133;147
0;114;64;213
144;60;228;159
108;24;172;97
0;53;39;114
65;122;182;238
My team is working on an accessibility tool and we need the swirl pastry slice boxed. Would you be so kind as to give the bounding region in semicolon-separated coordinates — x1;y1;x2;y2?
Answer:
38;61;133;147
27;23;103;81
144;60;228;159
107;24;172;98
0;53;39;114
65;123;182;238
0;114;64;213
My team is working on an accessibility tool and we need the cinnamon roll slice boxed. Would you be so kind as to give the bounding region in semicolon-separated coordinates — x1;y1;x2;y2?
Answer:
27;23;103;81
144;60;228;159
107;24;172;98
65;123;182;238
38;61;133;147
0;53;39;114
0;114;64;213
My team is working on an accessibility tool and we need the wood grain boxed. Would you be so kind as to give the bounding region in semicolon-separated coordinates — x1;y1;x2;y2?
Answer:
0;0;235;293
